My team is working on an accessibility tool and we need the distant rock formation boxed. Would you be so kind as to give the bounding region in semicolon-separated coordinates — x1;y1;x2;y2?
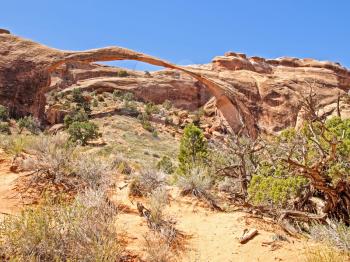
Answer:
0;32;349;137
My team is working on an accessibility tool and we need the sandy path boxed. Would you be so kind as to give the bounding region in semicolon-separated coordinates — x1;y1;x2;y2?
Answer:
113;179;309;262
0;153;22;217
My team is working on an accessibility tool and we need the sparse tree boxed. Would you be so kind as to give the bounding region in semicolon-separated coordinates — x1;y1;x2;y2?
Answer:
68;121;99;145
178;123;208;175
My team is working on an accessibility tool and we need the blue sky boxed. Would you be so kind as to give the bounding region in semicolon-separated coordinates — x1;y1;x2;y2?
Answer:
2;1;350;71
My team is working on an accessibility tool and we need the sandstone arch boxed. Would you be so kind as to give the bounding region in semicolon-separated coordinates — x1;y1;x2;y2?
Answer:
0;33;257;137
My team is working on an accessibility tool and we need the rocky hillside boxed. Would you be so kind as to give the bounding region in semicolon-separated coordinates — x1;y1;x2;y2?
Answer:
1;29;350;136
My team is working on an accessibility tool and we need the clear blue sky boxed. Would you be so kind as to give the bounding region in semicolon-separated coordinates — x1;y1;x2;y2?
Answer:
2;0;350;71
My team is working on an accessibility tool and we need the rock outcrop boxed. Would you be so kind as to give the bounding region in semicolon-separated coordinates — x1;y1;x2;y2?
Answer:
1;32;350;137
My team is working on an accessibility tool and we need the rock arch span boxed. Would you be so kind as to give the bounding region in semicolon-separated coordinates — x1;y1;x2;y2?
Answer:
0;32;257;137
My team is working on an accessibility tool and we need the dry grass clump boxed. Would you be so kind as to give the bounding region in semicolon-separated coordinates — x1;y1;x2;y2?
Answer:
73;152;114;190
176;167;221;210
140;189;186;262
0;189;124;261
147;188;170;229
0;134;35;155
143;231;175;262
17;134;115;198
305;245;349;262
177;167;211;197
129;169;166;197
310;220;350;252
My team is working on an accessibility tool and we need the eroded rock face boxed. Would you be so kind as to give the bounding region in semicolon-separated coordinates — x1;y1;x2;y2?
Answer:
0;32;349;137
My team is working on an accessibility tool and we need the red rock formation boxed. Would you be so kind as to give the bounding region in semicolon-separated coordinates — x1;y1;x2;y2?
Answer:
1;32;350;137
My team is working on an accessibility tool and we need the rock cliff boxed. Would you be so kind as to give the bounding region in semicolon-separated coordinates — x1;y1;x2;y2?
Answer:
1;30;349;137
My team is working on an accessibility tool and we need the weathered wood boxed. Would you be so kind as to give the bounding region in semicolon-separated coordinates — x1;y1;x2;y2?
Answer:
239;228;258;244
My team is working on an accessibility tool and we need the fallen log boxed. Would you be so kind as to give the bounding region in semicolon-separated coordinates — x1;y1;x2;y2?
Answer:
239;228;258;244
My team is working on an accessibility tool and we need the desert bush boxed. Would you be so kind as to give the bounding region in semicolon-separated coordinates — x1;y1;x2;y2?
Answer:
0;105;9;121
0;189;123;261
109;154;132;175
122;92;134;101
162;100;172;110
63;108;89;128
70;88;91;113
73;153;114;190
156;156;174;174
18;116;40;134
178;123;208;175
192;108;204;126
113;89;122;99
68;121;99;145
24;134;113;192
92;98;98;107
138;192;183;258
144;70;151;77
0;122;10;134
209;134;264;196
98;95;105;102
148;187;169;227
310;220;350;252
71;88;84;104
176;166;221;210
144;232;174;262
248;163;307;208
117;70;129;77
218;177;241;193
0;134;34;155
152;130;159;138
141;118;156;132
269;115;350;221
145;102;160;115
123;100;139;115
129;169;166;197
165;116;173;125
177;166;211;197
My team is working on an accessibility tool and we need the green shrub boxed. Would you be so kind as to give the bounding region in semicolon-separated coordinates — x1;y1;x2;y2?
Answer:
123;92;134;101
68;121;99;145
0;122;10;134
0;105;9;121
64;109;89;128
248;163;307;207
123;100;139;115
156;156;174;174
145;102;159;115
142;119;155;132
152;130;158;138
117;70;129;77
70;88;91;113
162;100;172;110
18;116;40;134
92;98;98;107
164;116;173;125
112;90;122;100
98;95;104;102
178;123;208;175
71;88;85;104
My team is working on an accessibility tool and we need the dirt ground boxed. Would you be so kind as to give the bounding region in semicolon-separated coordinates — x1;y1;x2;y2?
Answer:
112;177;311;262
0;151;313;262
